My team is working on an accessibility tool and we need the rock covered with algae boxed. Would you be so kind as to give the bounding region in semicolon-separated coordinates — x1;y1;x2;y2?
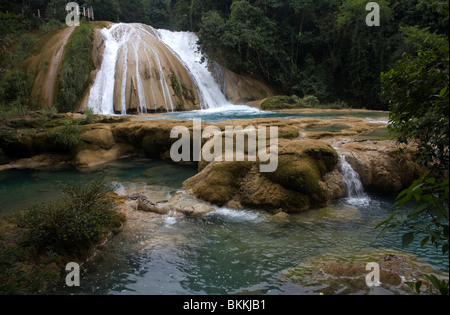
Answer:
280;249;449;295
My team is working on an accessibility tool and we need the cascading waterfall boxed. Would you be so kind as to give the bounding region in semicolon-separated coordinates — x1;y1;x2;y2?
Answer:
88;26;123;115
88;23;179;115
135;24;175;112
157;29;231;109
87;23;239;115
339;155;370;205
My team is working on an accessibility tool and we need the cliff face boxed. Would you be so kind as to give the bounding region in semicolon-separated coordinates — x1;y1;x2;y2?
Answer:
23;26;75;110
209;61;274;104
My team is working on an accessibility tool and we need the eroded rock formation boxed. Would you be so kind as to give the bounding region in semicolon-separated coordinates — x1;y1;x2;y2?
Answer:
0;114;424;211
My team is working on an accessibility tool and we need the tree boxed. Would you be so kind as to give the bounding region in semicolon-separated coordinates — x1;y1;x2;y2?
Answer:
381;30;449;173
86;0;121;22
335;0;394;109
198;1;276;78
377;22;449;295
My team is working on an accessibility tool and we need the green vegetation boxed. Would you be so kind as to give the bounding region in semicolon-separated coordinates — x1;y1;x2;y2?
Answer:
18;176;125;256
195;0;448;109
381;30;449;174
0;69;33;116
377;11;449;294
0;112;95;161
0;176;125;294
56;23;94;113
2;0;449;111
261;95;323;110
44;120;81;152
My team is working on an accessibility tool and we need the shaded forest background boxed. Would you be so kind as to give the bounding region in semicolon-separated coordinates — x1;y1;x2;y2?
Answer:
0;0;449;110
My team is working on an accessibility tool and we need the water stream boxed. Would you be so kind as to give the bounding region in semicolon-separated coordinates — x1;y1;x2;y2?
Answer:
3;23;446;295
339;155;370;206
1;158;447;295
157;29;230;109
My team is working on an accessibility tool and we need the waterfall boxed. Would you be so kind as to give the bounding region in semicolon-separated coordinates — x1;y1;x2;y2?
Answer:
157;29;231;109
88;25;124;115
87;23;234;114
87;23;179;114
339;155;369;205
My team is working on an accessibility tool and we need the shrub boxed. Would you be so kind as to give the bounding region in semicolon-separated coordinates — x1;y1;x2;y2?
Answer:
44;120;81;152
17;176;125;256
0;69;32;115
83;107;94;124
302;95;320;107
381;32;449;173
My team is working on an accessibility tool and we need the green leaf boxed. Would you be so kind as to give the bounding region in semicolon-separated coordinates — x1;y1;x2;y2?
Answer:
420;236;430;247
415;280;422;293
402;232;414;248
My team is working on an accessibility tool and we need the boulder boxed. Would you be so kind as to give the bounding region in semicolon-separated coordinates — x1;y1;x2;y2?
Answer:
183;138;339;212
341;141;424;194
74;143;135;167
280;248;449;295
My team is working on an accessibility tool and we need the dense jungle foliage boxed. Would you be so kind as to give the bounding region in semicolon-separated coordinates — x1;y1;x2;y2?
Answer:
1;0;448;110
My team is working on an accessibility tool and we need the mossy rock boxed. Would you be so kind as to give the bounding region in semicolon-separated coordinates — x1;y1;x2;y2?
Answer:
261;95;322;110
261;95;299;110
184;138;339;211
280;248;449;295
263;155;321;194
0;126;30;158
278;126;300;139
190;161;255;206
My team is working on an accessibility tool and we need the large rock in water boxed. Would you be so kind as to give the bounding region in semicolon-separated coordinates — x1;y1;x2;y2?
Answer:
183;138;339;212
280;248;449;295
340;141;425;194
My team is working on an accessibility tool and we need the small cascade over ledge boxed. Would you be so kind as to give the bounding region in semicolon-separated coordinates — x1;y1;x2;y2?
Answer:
339;154;370;206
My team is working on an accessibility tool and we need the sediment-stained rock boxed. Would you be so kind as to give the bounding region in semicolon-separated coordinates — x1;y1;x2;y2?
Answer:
0;114;425;210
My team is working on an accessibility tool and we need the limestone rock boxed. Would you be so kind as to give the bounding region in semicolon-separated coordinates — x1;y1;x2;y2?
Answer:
341;141;424;194
80;125;116;149
209;61;274;104
280;248;449;295
183;138;339;212
74;143;134;167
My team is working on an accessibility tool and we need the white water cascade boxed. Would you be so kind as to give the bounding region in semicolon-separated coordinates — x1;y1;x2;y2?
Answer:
157;29;230;109
87;23;236;115
339;155;370;205
88;25;124;115
88;23;185;114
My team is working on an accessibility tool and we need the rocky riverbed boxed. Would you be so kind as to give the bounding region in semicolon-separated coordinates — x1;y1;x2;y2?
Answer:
0;110;423;213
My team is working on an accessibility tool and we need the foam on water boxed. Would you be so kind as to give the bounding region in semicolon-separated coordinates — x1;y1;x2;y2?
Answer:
207;207;265;222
